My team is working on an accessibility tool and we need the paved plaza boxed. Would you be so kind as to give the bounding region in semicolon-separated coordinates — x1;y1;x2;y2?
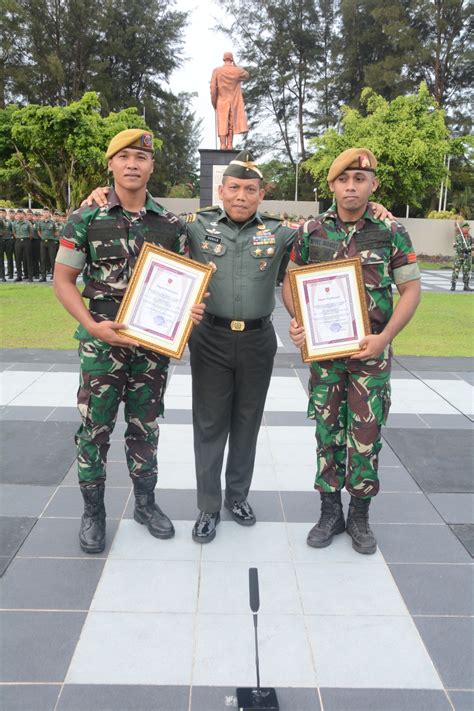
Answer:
0;289;473;711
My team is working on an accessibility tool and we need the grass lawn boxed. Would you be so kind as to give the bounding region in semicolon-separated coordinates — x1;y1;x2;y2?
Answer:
418;260;453;270
0;283;473;356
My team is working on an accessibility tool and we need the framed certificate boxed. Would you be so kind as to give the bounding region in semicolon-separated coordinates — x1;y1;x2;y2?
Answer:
288;257;370;362
116;243;213;359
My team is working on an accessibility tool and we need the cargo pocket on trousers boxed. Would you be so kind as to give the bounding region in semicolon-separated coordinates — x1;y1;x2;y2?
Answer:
380;382;391;426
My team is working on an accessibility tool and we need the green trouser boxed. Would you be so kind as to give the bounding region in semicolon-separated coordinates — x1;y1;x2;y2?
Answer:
75;338;169;484
451;253;472;285
308;349;392;498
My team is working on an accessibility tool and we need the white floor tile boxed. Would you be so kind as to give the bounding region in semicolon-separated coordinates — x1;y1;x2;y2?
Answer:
91;559;199;612
390;380;458;415
275;464;315;491
192;613;316;687
198;561;302;615
0;370;45;405
295;561;407;616
109;520;201;561
425;379;474;416
8;372;78;407
66;611;194;684
307;615;443;689
201;522;292;563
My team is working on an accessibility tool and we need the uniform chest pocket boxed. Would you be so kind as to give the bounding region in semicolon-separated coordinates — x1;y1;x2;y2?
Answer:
202;241;227;257
144;225;177;249
91;239;129;261
308;237;341;263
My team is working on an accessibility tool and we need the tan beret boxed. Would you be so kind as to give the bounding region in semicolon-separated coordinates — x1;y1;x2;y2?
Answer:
106;129;154;159
327;148;377;182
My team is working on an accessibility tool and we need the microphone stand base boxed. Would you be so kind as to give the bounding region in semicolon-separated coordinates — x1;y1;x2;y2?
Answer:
236;687;279;710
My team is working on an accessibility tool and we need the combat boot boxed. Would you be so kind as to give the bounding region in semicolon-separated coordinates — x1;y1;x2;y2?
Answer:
133;475;175;539
79;482;106;554
463;284;472;291
307;491;345;548
450;283;456;291
346;496;377;554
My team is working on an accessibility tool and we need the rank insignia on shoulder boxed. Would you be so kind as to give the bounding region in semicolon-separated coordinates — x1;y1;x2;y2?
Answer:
185;213;197;223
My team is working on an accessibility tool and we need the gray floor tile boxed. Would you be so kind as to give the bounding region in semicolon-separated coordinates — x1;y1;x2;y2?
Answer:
0;484;56;517
198;561;302;614
373;523;472;563
295;561;407;615
1;422;77;485
0;405;54;421
450;524;474;556
421;413;474;429
428;493;474;524
0;611;86;681
61;460;133;487
0;516;37;559
193;613;316;687
0;557;104;610
17;517;119;558
0;556;11;576
306;616;443;689
263;411;314;426
369;492;444;524
66;612;195;684
384;413;428;428
447;691;474;710
378;443;403;466
221;491;284;522
379;466;420;493
382;429;474;494
45;407;80;422
44;485;130;518
415;616;474;690
320;688;452;710
191;687;321;711
414;370;464;380
91;559;200;612
395;355;472;372
57;685;189;711
0;684;60;711
124;488;197;520
389;563;474;615
280;491;320;522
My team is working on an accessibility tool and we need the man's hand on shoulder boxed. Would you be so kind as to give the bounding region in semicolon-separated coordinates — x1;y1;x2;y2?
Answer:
81;187;110;208
370;202;394;221
89;320;136;347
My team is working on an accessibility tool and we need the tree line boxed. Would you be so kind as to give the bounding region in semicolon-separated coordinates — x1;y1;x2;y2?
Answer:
0;0;200;205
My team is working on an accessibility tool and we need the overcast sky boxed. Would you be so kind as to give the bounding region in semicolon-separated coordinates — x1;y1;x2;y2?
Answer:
168;0;248;151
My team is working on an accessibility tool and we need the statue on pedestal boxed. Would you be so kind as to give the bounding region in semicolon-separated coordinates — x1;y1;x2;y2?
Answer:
210;52;249;150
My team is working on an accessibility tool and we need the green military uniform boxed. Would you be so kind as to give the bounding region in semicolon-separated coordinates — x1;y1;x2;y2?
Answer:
291;202;420;499
39;217;58;280
12;214;33;281
451;222;472;291
29;214;41;278
0;211;14;280
186;203;296;513
56;188;185;487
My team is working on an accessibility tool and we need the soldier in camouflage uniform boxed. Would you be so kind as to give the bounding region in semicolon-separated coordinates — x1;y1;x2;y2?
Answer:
0;208;14;281
450;221;472;291
54;129;205;554
283;148;421;554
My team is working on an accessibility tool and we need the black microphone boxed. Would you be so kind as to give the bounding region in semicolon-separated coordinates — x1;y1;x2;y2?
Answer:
249;567;260;613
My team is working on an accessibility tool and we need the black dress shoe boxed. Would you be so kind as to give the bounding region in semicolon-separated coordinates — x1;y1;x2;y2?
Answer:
192;511;220;543
224;498;256;526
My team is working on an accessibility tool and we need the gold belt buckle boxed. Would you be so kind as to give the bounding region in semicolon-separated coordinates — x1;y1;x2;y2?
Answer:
230;320;245;331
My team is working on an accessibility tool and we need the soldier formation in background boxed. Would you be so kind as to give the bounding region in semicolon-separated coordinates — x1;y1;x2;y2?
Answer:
0;208;63;282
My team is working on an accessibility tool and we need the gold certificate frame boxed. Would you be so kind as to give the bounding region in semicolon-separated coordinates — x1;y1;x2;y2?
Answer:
289;257;370;362
116;243;213;359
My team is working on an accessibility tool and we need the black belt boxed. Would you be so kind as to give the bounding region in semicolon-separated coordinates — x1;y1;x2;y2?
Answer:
89;299;120;319
371;323;387;335
204;312;271;331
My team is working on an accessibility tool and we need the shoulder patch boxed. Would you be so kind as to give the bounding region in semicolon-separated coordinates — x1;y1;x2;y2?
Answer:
261;211;283;221
196;205;220;214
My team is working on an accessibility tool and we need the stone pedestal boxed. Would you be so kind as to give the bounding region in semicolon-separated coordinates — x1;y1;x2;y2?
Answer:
199;149;238;209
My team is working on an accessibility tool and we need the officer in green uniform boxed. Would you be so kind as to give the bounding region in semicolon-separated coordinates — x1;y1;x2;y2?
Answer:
12;209;33;281
0;208;14;281
53;129;206;554
38;208;59;281
451;221;472;291
28;210;41;279
186;152;298;542
283;148;421;554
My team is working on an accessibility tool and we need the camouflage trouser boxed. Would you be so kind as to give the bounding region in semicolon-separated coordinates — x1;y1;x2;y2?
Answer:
308;349;392;498
451;253;472;285
75;339;169;484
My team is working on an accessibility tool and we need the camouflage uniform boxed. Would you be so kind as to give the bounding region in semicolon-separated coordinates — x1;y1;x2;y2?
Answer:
451;225;472;289
290;203;420;498
55;189;185;486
